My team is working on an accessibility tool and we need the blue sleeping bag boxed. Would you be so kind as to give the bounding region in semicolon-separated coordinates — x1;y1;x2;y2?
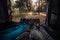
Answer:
0;23;29;40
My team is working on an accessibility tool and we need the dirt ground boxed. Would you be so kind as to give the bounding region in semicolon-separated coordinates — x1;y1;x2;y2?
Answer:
12;11;46;25
11;8;46;25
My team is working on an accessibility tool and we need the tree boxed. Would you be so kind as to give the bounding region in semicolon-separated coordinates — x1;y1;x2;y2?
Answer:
15;0;32;11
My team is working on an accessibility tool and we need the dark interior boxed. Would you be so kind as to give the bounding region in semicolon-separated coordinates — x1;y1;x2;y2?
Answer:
0;0;60;40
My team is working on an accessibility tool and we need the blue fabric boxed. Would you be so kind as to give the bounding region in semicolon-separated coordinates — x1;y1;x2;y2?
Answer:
0;23;29;40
